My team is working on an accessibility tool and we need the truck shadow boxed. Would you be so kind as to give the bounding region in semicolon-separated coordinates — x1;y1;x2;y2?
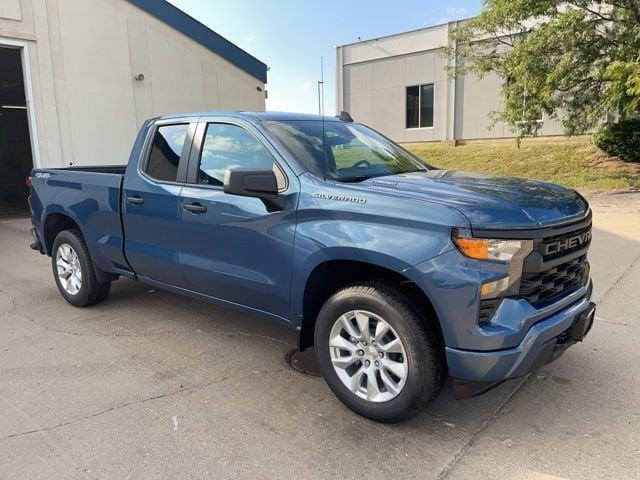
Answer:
84;221;632;436
97;276;533;433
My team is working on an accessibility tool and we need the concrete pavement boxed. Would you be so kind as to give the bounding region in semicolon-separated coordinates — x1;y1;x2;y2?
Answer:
0;192;638;480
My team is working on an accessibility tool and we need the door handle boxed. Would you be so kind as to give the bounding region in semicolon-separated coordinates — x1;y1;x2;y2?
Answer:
126;195;144;205
183;203;207;213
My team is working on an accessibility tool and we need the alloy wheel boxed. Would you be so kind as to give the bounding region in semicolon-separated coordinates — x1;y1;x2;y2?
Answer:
329;310;408;402
55;243;82;295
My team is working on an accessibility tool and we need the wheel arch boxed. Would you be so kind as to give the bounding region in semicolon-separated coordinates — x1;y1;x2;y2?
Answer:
297;259;444;352
43;212;83;256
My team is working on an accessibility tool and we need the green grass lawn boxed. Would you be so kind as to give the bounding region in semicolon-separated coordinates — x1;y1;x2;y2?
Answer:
405;138;640;191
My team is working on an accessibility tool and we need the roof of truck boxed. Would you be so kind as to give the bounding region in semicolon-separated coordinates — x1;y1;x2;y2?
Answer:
157;111;346;122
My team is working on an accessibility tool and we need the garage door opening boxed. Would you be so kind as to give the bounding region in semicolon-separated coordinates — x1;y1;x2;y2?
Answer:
0;46;33;216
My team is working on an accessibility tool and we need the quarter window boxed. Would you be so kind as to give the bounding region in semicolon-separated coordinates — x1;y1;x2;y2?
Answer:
197;123;275;187
406;84;434;129
146;124;188;182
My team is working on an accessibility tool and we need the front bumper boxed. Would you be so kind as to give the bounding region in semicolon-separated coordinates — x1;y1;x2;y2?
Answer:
448;294;595;398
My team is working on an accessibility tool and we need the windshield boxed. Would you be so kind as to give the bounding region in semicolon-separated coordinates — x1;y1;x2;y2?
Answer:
264;120;429;182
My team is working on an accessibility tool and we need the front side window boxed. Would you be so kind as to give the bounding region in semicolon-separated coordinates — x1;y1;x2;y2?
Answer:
198;123;275;186
145;124;188;182
406;84;434;129
265;120;428;183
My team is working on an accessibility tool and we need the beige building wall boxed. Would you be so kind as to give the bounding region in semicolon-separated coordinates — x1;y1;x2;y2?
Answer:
336;22;565;143
0;0;266;169
342;50;448;143
454;70;565;139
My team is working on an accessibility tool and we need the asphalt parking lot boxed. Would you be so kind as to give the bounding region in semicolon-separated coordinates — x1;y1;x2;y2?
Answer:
1;192;639;480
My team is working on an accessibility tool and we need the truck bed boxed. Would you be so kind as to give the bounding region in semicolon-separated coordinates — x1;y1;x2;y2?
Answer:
30;166;129;276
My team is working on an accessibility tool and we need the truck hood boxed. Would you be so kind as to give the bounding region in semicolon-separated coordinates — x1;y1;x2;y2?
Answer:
366;170;588;229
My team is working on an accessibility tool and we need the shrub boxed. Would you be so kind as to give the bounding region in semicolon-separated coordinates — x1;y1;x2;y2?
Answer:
593;119;640;162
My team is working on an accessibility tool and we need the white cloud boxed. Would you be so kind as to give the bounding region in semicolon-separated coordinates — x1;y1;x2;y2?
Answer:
245;34;256;44
426;5;469;25
446;6;468;16
298;80;313;91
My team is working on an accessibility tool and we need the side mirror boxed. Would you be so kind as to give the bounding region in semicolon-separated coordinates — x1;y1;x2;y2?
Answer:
223;168;285;211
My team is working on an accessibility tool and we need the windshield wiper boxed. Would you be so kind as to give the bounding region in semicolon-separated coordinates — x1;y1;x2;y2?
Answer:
335;175;374;183
336;170;427;183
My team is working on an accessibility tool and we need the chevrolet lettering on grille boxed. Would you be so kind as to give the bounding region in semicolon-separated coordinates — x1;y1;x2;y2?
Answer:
542;230;592;256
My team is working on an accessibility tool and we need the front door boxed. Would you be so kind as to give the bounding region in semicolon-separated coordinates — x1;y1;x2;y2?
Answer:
179;119;297;320
122;121;194;286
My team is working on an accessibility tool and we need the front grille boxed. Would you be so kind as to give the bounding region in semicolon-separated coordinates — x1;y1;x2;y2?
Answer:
519;255;589;307
476;216;592;322
539;224;592;261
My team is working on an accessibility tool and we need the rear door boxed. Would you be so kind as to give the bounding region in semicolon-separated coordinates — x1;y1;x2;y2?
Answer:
122;119;196;286
178;117;298;319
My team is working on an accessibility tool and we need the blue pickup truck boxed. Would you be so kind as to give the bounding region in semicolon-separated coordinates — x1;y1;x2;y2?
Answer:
29;111;595;422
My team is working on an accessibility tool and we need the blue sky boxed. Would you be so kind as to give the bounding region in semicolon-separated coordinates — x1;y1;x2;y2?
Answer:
166;0;481;114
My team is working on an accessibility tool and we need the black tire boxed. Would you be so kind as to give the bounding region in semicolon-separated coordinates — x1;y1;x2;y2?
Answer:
314;282;444;423
51;229;111;307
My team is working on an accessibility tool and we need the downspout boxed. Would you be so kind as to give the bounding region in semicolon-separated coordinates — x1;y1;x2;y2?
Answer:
445;20;459;143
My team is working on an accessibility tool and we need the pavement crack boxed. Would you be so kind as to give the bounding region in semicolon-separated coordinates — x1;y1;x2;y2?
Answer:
596;316;630;327
2;367;289;441
435;374;532;480
40;324;291;346
0;287;17;315
41;326;194;338
595;250;640;303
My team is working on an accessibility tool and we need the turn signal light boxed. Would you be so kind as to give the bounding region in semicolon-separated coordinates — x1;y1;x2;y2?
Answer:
452;236;489;260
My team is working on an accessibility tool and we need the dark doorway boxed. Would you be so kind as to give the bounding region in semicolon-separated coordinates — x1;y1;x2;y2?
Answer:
0;46;33;216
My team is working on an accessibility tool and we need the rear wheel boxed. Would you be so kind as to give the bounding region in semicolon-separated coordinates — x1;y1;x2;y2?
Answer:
52;229;111;307
314;283;444;423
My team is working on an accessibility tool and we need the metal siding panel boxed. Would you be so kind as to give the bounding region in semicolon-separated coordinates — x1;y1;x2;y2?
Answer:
405;51;436;86
146;26;205;114
126;0;267;83
372;86;404;140
0;0;21;20
57;0;137;166
341;24;448;65
349;92;373;125
346;63;372;93
456;72;507;139
372;58;405;89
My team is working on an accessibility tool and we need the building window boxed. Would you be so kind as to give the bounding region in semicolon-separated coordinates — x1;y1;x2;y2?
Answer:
521;90;544;123
506;76;543;124
406;84;434;129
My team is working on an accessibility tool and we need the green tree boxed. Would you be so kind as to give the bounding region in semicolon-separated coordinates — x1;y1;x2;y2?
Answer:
450;1;640;137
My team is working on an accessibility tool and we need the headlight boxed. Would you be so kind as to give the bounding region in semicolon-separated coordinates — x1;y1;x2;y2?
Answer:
453;229;533;299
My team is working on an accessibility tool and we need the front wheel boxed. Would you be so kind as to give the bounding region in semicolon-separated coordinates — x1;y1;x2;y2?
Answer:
52;229;111;307
314;283;444;423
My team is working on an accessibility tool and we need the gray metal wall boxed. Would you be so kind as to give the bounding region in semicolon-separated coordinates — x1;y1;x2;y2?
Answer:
343;51;447;143
454;70;565;140
337;23;566;143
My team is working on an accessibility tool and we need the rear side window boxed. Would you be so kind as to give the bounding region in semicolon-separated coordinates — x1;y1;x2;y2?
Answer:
197;123;274;186
145;124;188;182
